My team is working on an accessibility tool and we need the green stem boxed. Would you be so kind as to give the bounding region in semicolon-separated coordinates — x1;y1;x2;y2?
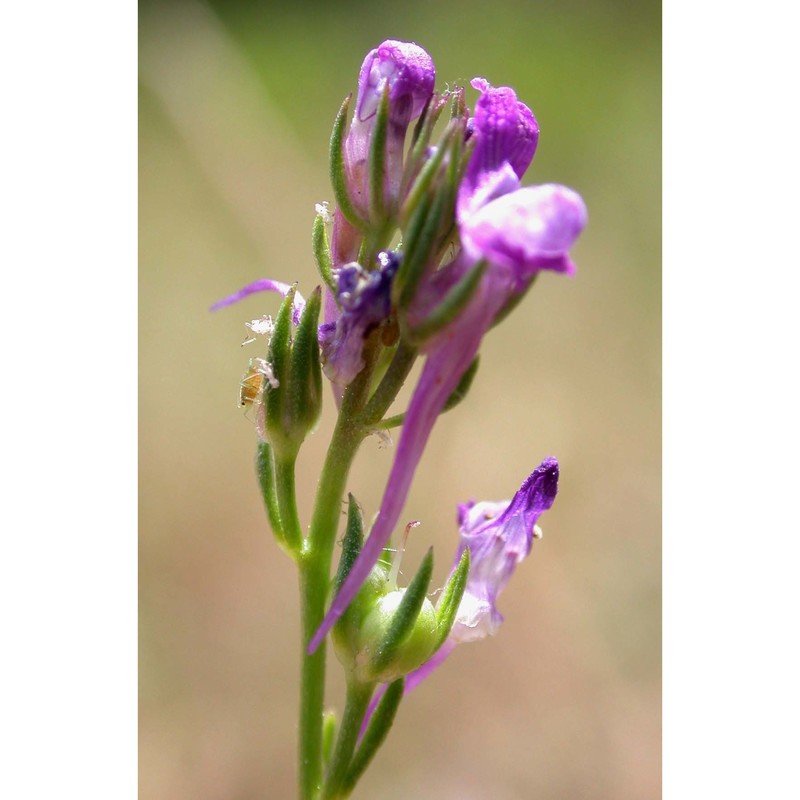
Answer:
360;340;417;426
297;412;367;797
296;334;400;798
275;452;303;554
321;682;375;799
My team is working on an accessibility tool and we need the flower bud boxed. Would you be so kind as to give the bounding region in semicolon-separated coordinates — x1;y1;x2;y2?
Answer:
332;531;441;686
344;40;435;219
263;286;322;459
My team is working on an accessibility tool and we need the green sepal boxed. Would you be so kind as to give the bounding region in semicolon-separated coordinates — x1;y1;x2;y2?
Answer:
334;494;365;592
393;189;445;309
342;679;405;793
368;84;390;221
264;286;295;457
403;260;487;345
433;548;470;650
332;500;390;673
330;93;365;230
404;92;448;187
312;212;335;292
370;548;434;675
286;285;323;442
255;441;284;543
399;120;454;227
322;710;337;769
449;85;468;121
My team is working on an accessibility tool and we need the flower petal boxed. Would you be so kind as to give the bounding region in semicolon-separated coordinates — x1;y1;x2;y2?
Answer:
450;457;559;642
210;278;305;325
460;184;587;281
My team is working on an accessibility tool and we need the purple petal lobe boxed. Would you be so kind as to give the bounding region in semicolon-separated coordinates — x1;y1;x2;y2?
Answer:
460;184;587;281
210;278;306;325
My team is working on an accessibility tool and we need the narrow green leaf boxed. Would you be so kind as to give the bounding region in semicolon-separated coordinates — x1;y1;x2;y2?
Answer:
312;213;336;292
342;679;405;793
394;189;447;309
335;494;365;592
399;121;455;227
434;548;470;650
370;549;434;675
404;92;447;186
287;285;322;439
330;93;365;230
264;286;295;452
255;441;284;542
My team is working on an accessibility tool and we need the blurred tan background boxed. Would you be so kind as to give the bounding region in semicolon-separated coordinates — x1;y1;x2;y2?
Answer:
139;0;660;797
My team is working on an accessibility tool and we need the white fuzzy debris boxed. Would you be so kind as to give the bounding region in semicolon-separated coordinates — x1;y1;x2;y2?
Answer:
247;316;274;335
241;315;274;347
533;524;544;540
315;201;332;225
253;357;279;389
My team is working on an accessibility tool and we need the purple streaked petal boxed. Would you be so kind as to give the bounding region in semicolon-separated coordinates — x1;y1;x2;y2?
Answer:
210;278;306;324
460;184;587;283
450;458;559;642
458;79;539;219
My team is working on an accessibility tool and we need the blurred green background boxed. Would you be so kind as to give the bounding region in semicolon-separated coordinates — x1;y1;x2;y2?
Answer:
139;0;660;797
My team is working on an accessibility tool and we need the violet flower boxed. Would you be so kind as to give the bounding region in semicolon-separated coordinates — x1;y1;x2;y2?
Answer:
344;40;435;218
449;457;558;642
310;83;585;652
319;252;399;386
366;459;559;714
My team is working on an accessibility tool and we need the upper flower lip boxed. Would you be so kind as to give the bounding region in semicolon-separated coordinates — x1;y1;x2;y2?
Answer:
458;79;539;215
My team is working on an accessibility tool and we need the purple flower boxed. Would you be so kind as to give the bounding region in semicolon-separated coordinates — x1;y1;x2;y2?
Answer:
363;459;559;717
344;40;435;217
319;252;399;386
449;457;558;642
461;184;588;280
310;81;585;652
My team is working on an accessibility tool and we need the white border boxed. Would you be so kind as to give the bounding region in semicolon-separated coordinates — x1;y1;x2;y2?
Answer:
1;3;137;797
